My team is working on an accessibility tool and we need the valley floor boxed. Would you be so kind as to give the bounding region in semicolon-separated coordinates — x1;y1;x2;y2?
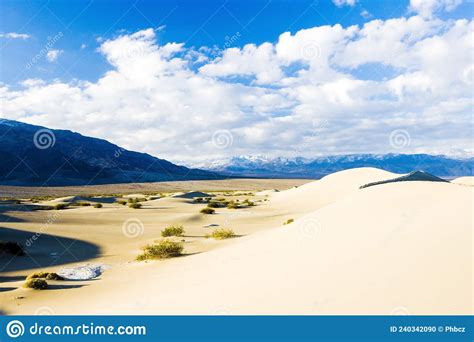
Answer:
0;169;472;315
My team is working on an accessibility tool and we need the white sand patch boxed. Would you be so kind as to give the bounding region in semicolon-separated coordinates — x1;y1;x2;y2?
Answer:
58;264;110;280
123;194;147;199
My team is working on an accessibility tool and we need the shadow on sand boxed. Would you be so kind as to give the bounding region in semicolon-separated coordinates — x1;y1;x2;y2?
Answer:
0;226;101;273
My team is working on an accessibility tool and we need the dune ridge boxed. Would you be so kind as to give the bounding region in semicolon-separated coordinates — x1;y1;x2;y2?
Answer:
1;168;472;315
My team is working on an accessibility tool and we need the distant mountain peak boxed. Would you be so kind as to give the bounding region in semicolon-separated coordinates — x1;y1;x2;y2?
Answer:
190;153;473;179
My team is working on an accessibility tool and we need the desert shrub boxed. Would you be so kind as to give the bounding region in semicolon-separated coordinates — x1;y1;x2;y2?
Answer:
209;228;235;240
283;219;294;225
116;200;127;205
200;207;215;214
0;241;25;256
161;225;185;237
244;199;255;206
71;202;91;207
54;203;68;210
207;201;221;208
45;273;64;280
31;205;55;211
93;203;103;208
27;272;64;281
128;202;142;209
23;278;48;290
227;201;241;209
136;239;184;260
194;197;203;203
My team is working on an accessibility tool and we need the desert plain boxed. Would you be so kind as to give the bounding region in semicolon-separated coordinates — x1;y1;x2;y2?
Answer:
0;168;472;315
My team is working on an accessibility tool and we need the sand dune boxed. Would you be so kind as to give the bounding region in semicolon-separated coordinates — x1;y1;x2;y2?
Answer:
1;168;472;315
270;167;398;213
452;176;474;186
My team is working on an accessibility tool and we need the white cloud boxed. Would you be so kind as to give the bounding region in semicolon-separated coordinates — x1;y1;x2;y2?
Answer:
0;32;30;39
332;0;357;7
360;9;372;19
46;49;63;62
409;0;463;18
1;15;473;163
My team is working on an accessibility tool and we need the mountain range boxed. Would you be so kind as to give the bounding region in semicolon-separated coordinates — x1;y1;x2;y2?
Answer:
0;119;472;186
188;154;473;179
0;119;220;186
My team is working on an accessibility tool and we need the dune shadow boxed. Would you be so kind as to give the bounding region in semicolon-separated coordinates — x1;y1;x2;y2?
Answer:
81;197;116;204
0;226;101;273
47;284;88;290
0;275;26;282
0;287;16;292
0;213;26;223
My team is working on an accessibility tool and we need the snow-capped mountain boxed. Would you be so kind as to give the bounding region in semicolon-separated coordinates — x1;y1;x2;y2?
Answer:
188;154;473;179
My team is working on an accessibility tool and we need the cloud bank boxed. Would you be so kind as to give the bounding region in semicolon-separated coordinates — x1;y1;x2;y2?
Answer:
1;9;473;163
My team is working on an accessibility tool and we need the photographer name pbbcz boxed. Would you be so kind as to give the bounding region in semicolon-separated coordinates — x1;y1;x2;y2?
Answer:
390;325;466;333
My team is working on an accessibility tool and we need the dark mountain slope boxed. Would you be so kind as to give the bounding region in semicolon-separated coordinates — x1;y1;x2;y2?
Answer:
0;119;221;186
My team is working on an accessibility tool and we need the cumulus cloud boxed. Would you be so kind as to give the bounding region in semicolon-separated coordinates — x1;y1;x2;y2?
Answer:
46;49;63;62
1;15;473;163
409;0;463;18
0;32;30;39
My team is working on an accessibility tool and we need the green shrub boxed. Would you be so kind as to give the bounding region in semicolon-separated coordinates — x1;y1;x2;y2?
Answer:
128;202;142;209
200;207;215;214
136;239;184;260
116;200;127;205
0;241;25;256
206;202;218;208
226;201;241;209
161;225;185;237
23;278;48;290
72;202;91;207
244;199;255;206
93;203;103;208
54;203;68;210
208;228;235;240
283;219;294;225
46;273;64;280
27;272;64;281
31;205;55;210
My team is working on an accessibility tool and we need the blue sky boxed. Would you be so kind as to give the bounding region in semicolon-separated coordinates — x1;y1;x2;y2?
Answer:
1;0;470;84
0;0;473;162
